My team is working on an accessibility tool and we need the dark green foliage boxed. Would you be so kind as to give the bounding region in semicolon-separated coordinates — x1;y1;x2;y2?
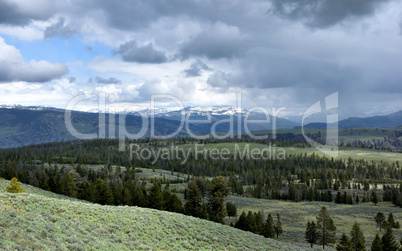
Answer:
371;233;383;251
387;213;400;229
234;211;257;233
376;212;387;232
372;190;379;205
93;178;113;205
381;226;399;251
274;213;283;238
336;233;352;251
121;187;132;205
234;211;248;231
184;180;206;219
254;211;264;235
246;211;257;233
206;176;230;223
350;221;365;251
264;214;276;238
305;221;317;248
316;206;337;249
234;211;281;239
226;202;237;218
147;181;164;210
61;173;77;198
163;190;184;213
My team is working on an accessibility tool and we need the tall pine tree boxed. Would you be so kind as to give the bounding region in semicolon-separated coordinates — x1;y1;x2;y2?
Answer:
305;221;317;248
316;206;337;249
350;221;365;251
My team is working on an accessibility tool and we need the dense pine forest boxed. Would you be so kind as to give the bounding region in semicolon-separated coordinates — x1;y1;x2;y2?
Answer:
1;137;401;207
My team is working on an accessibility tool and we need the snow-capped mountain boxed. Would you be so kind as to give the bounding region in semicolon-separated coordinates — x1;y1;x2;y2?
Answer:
151;106;247;117
0;104;63;112
128;106;249;118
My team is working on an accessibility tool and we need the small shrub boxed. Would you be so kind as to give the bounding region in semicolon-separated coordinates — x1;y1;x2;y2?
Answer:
6;178;25;193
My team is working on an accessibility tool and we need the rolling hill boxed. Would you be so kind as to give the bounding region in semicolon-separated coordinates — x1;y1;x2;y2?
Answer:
297;110;402;129
0;108;206;148
0;179;304;250
0;106;298;148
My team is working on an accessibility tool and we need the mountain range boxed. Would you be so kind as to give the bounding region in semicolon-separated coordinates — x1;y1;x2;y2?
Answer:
0;105;401;148
298;110;402;129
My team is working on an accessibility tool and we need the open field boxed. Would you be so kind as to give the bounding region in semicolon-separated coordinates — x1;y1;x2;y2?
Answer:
0;179;305;251
252;127;402;140
226;195;402;247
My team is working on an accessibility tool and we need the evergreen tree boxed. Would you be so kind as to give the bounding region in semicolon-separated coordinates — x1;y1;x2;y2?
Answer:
381;226;399;251
6;177;25;193
371;234;383;251
350;221;365;251
316;206;337;249
121;187;132;205
375;212;386;232
246;211;257;233
274;213;283;238
235;211;248;231
372;190;379;205
254;211;264;234
305;221;317;248
335;192;342;204
387;213;396;229
147;181;164;210
93;178;113;205
263;214;275;238
206;176;230;223
184;180;206;219
164;191;184;213
226;202;237;218
336;233;352;251
61;173;77;198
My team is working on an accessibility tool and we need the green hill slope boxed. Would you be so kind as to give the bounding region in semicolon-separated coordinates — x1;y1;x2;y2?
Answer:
0;179;304;250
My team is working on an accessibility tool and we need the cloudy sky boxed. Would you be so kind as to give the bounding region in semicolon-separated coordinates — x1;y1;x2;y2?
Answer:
0;0;401;119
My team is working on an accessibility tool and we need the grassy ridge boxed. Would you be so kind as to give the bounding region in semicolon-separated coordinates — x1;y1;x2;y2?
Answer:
0;179;305;250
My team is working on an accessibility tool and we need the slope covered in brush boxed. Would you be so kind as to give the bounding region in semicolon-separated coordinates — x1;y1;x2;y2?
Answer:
0;179;304;250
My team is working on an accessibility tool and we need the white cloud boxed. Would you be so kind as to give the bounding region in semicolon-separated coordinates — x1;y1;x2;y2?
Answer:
0;36;68;82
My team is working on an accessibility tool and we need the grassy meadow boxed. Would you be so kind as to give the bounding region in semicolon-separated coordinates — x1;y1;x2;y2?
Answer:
0;178;306;251
225;195;402;247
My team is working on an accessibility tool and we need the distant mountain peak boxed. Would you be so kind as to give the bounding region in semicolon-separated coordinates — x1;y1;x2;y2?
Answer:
389;110;402;117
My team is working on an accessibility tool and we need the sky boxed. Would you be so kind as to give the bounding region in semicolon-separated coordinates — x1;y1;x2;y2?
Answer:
0;0;402;120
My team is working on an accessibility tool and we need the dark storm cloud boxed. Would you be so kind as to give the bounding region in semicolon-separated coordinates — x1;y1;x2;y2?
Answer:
0;64;68;83
86;0;256;31
179;22;248;60
0;1;31;25
44;17;78;39
115;40;167;64
183;60;211;77
88;76;122;84
269;0;392;28
0;1;53;25
207;47;361;95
